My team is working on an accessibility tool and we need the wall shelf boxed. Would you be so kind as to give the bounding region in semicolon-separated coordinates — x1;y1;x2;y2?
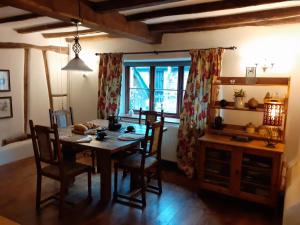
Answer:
212;105;264;112
208;124;266;140
213;77;290;86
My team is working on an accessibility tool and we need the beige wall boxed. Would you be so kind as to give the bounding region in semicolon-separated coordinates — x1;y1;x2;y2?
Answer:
69;23;300;162
0;27;68;146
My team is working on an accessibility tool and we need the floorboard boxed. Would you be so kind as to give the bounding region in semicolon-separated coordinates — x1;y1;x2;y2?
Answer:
0;157;282;225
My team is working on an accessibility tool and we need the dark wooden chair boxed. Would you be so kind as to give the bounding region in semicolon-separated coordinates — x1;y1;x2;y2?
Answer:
138;107;164;125
29;120;92;216
113;118;164;209
49;108;97;173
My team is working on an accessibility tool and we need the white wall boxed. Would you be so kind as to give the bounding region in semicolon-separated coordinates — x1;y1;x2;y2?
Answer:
0;27;68;162
70;23;300;163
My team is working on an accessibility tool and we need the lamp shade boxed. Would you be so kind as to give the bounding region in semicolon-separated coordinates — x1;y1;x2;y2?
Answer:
62;54;92;72
263;98;284;126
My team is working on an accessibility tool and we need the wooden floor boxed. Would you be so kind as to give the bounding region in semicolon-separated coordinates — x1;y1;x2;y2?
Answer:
0;157;282;225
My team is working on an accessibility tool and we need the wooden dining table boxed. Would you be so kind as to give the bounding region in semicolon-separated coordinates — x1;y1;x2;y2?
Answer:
58;120;153;204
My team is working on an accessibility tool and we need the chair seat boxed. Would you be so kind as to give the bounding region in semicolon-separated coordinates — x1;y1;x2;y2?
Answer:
118;153;158;170
42;162;91;179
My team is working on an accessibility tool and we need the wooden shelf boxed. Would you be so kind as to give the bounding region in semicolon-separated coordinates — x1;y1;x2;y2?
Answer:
204;171;230;180
242;164;272;173
212;77;289;86
241;181;270;190
206;158;230;165
208;124;266;140
212;105;264;112
212;101;264;112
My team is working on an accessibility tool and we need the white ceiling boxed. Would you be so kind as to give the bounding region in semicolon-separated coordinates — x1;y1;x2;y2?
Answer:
120;1;300;24
0;1;299;37
120;0;218;15
0;6;89;33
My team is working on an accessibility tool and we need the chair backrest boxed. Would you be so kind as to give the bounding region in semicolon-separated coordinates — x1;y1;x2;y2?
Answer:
138;107;164;125
49;107;74;128
29;120;62;172
141;117;164;168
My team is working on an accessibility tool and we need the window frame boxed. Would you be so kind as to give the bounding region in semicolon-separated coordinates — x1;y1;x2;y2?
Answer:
124;60;190;118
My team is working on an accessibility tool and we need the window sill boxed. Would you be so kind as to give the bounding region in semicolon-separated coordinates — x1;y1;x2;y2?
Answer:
119;114;180;125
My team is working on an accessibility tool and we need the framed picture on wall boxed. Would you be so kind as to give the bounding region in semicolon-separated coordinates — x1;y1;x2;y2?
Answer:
0;70;11;92
246;67;256;84
0;97;13;119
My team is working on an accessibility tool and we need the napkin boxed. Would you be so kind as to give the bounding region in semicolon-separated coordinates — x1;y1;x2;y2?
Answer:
118;133;144;141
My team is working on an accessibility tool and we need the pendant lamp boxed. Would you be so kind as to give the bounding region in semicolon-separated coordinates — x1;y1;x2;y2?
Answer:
62;20;92;72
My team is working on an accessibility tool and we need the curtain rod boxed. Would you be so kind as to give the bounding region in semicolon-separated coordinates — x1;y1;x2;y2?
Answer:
95;46;237;56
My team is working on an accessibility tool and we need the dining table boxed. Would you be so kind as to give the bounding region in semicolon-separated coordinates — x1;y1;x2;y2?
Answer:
58;119;162;205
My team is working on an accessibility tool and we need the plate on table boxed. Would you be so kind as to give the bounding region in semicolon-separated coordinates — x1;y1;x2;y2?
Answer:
60;135;93;143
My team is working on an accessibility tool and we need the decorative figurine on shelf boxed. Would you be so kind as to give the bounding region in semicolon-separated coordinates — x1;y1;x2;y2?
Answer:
214;116;223;130
258;125;267;136
219;99;228;108
245;122;255;134
264;127;283;148
213;109;223;130
265;92;271;99
233;88;246;109
248;97;259;109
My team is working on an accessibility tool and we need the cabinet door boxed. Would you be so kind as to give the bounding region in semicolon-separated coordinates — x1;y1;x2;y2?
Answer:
239;151;279;206
199;143;232;193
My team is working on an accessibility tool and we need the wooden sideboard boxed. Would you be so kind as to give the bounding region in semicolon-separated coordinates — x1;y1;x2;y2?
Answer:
197;134;284;207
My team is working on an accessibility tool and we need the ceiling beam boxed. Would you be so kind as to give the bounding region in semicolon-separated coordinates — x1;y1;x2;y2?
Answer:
165;16;300;33
0;42;68;54
0;13;42;24
15;22;73;34
42;29;100;38
149;6;300;33
3;0;161;44
91;0;183;12
127;0;290;21
65;34;115;42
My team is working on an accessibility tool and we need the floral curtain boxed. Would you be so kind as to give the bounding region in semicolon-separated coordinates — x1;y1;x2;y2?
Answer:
177;49;224;177
97;53;123;119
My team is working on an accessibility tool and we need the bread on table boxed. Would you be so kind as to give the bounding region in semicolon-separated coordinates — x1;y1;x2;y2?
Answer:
72;122;98;135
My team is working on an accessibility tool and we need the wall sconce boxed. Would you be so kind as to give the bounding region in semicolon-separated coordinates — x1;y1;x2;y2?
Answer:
263;98;284;147
255;59;274;72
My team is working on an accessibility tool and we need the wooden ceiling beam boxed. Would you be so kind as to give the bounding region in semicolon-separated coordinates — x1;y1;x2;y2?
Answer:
127;0;290;21
15;22;73;34
0;13;42;24
42;29;100;38
165;16;300;33
65;34;115;42
0;42;68;54
3;0;161;44
91;0;183;12
149;6;300;33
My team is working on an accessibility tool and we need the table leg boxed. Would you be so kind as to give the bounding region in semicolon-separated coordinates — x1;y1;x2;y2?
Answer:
97;151;112;204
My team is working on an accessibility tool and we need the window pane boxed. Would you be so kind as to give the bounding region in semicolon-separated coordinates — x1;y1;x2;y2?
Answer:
183;66;190;90
155;66;178;90
130;67;150;88
154;90;178;114
129;89;149;110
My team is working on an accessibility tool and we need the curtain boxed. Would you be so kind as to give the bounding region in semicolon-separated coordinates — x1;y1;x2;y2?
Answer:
177;49;224;177
97;53;123;119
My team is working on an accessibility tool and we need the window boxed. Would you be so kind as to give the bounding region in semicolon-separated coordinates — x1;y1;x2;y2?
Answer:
125;61;190;118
